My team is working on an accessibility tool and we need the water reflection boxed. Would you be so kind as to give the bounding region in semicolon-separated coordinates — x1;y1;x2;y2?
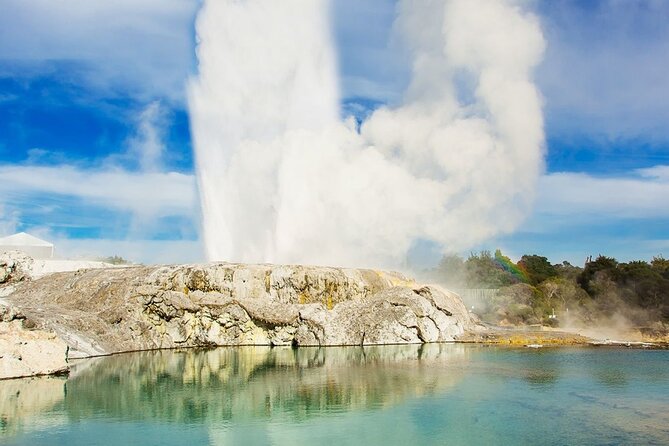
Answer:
594;369;628;388
1;344;469;436
68;345;469;422
523;369;559;386
0;376;67;436
518;351;561;388
2;346;668;445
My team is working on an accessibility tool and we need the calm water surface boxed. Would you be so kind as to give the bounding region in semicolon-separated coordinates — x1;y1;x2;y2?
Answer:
1;344;668;445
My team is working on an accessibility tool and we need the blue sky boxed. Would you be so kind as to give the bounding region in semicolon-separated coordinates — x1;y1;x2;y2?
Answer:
0;0;668;266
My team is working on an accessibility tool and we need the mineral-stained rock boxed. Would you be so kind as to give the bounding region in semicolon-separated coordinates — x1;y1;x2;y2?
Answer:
1;262;476;378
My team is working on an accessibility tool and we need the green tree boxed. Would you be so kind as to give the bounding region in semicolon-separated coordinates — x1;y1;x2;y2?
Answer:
538;277;591;313
651;256;669;279
494;249;528;283
518;254;558;286
618;260;669;310
554;261;582;282
578;255;619;295
464;250;518;288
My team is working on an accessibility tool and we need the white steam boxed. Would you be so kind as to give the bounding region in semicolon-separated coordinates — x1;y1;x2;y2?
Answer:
188;0;545;268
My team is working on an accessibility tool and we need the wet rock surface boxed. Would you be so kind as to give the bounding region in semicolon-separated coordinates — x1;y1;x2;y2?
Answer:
0;262;476;379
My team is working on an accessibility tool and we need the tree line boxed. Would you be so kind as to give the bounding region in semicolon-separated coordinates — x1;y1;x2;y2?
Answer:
426;250;669;328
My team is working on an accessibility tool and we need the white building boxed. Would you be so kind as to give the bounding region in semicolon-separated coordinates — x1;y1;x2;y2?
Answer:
0;232;54;259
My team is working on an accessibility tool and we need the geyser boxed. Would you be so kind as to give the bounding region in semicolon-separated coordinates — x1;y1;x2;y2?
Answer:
188;0;545;268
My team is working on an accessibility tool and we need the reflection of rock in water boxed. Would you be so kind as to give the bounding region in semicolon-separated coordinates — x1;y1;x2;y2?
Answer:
523;369;559;386
0;376;66;436
59;345;468;423
593;369;628;388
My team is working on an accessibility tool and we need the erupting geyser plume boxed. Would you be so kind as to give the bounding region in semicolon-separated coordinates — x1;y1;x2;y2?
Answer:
188;0;545;268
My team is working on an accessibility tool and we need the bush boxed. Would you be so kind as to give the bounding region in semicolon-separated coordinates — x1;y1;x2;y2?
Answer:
99;255;131;265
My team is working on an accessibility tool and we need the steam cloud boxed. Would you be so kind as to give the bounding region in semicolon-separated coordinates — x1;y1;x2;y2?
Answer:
188;0;545;268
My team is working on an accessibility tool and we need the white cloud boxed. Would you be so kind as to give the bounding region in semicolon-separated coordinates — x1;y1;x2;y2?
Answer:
0;204;19;236
110;101;169;172
0;164;200;262
0;165;196;217
537;1;669;140
332;0;409;102
333;0;669;144
637;165;669;181
470;163;669;265
0;0;200;102
536;166;669;219
0;80;199;261
132;102;167;172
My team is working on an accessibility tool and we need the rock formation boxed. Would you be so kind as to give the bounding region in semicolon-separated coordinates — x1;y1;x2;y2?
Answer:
0;319;68;380
0;254;477;379
0;251;33;289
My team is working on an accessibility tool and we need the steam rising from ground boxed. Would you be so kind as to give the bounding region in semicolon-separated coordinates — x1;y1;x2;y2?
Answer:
189;0;545;268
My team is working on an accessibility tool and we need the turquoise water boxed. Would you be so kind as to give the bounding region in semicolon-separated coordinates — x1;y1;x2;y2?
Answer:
1;345;668;445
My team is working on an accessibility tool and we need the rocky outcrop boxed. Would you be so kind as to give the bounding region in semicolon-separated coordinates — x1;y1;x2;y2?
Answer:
0;317;69;380
0;251;33;289
1;262;476;378
1;250;116;283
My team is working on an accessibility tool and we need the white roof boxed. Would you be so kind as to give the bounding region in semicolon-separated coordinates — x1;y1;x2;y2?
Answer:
0;232;54;247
